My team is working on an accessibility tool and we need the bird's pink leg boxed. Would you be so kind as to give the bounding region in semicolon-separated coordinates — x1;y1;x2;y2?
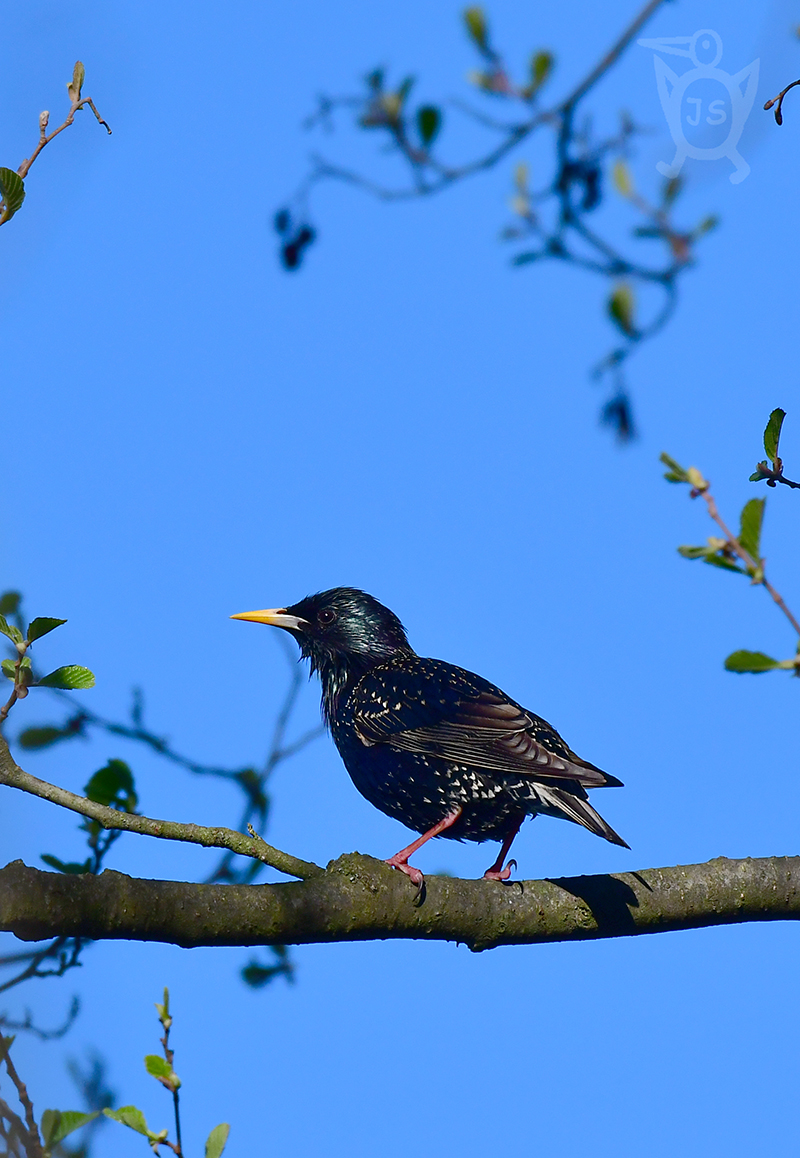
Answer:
386;807;463;887
483;817;524;881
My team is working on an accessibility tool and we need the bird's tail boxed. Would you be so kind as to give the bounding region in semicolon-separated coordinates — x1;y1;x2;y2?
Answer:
537;785;630;849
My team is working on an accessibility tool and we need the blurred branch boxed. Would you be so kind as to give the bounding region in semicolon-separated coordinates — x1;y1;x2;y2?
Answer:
0;1034;43;1158
278;0;718;438
0;996;79;1040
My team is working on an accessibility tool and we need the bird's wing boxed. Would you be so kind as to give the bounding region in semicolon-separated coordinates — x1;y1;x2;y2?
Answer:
351;658;620;789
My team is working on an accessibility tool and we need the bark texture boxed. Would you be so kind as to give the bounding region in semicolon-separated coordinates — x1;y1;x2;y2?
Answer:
1;854;798;953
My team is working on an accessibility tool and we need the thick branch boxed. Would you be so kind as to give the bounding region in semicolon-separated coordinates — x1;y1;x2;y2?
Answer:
1;854;798;953
0;736;322;882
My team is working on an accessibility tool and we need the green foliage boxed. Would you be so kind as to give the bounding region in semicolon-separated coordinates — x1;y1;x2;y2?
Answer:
27;616;67;643
464;6;488;51
155;987;172;1027
67;60;85;103
84;758;138;811
612;159;633;197
0;591;21;616
104;1105;168;1146
693;214;718;237
738;498;765;561
145;1053;181;1089
37;664;96;689
659;453;708;491
0;613;24;645
41;853;92;874
724;650;796;674
40;1107;99;1149
417;105;441;147
607;284;635;336
763;408;785;463
530;50;553;90
1;659;15;680
663;176;682;206
19;724;78;749
0;167;26;222
205;1122;231;1158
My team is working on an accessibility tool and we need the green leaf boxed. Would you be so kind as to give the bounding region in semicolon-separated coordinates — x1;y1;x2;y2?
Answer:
530;50;553;90
205;1123;231;1158
662;176;682;205
702;553;744;573
749;463;770;483
85;758;137;811
144;1054;173;1079
26;617;67;643
694;214;718;237
416;105;441;147
0;591;21;616
724;650;790;674
738;498;765;560
41;1108;99;1147
0;168;26;222
464;6;488;51
67;61;85;103
676;545;709;559
612;160;633;197
0;614;24;644
1;659;15;680
660;452;689;483
41;854;92;874
104;1106;154;1138
19;725;71;750
607;284;635;336
763;408;786;463
37;665;95;689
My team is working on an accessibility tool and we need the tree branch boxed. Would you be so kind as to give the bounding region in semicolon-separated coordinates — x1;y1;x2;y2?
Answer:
0;736;322;882
1;854;798;953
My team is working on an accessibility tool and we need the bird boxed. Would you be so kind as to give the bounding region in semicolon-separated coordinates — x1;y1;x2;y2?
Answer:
232;587;628;887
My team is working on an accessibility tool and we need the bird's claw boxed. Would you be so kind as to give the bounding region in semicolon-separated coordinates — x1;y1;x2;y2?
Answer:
483;858;517;882
386;856;426;904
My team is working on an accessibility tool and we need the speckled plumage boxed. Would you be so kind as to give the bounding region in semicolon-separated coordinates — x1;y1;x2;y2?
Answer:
235;588;628;879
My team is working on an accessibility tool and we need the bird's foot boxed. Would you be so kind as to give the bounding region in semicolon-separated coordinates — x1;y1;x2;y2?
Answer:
483;858;517;882
385;855;424;888
385;856;426;905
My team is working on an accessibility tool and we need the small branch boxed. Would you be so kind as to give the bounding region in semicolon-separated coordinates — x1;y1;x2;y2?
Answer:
0;1036;43;1158
697;488;800;638
764;79;800;126
750;462;800;490
0;736;323;881
17;93;111;182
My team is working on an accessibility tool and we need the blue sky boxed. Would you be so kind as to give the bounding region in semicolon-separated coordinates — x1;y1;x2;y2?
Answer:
3;2;800;1155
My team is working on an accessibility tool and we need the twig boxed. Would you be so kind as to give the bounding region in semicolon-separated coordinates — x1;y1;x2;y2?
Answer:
561;0;667;110
0;1035;43;1158
0;735;323;880
0;996;80;1040
764;79;800;126
17;93;111;181
697;486;800;638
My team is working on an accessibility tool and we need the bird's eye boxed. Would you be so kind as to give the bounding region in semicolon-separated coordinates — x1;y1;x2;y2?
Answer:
318;608;336;627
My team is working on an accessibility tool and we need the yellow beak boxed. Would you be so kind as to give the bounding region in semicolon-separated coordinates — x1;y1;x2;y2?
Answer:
230;608;308;631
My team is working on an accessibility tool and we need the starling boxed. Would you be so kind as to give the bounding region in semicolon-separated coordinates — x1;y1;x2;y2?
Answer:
232;588;627;886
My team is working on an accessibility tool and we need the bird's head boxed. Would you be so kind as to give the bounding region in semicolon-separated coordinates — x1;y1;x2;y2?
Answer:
231;587;412;688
